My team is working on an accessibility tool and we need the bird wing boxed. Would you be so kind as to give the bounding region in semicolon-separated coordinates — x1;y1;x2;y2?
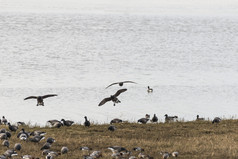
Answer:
42;94;57;99
105;82;120;89
24;96;37;100
114;89;127;97
98;97;112;106
122;81;137;84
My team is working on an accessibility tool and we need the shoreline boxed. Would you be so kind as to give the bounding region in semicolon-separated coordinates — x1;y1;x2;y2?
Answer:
0;119;237;158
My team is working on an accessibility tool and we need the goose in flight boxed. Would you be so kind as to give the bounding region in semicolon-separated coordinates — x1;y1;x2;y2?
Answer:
105;81;136;89
98;89;127;106
24;94;57;106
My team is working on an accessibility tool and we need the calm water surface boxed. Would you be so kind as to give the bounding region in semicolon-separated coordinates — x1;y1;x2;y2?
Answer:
0;8;238;125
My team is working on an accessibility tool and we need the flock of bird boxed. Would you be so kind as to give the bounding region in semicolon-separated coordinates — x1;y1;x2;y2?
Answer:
0;113;221;159
23;81;153;107
0;115;70;159
0;115;179;159
0;81;223;159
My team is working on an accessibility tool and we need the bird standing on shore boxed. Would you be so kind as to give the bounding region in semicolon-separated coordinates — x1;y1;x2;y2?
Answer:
61;119;74;126
151;114;158;122
98;89;127;106
84;116;90;127
8;123;18;132
105;81;136;89
212;117;221;124
17;128;30;139
138;114;150;124
47;120;60;126
196;115;205;121
2;116;8;125
164;114;178;123
24;94;57;106
110;118;123;124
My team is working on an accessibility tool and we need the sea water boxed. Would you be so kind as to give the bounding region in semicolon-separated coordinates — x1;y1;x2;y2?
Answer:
0;0;238;125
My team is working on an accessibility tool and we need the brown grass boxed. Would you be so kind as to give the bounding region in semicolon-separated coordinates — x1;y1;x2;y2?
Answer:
0;119;238;158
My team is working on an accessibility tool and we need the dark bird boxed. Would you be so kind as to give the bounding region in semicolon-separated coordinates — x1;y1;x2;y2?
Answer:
29;135;45;143
17;128;30;138
61;146;69;154
105;81;136;89
138;114;150;124
30;130;46;136
147;86;153;93
84;116;90;127
5;132;11;139
47;120;60;126
14;143;21;151
108;125;116;131
212;117;221;124
2;140;9;148
196;115;205;121
42;149;50;156
137;118;149;124
0;128;6;133
40;142;51;150
52;121;63;128
3;149;17;158
17;122;25;126
110;118;123;124
61;119;74;126
2;116;7;125
164;114;178;123
24;94;57;106
151;114;158;122
8;123;18;132
133;147;144;152
0;133;7;140
98;89;127;106
46;137;55;144
19;133;28;141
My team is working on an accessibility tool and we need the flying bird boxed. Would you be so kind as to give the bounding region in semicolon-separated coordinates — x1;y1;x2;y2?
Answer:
105;81;136;89
98;89;127;106
24;94;57;106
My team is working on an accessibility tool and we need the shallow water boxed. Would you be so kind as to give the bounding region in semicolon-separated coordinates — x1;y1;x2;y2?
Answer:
0;1;238;125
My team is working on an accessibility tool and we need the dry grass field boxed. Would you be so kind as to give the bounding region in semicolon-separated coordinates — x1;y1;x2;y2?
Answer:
0;119;238;159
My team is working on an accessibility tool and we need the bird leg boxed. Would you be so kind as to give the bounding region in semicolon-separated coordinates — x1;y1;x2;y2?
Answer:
37;102;44;106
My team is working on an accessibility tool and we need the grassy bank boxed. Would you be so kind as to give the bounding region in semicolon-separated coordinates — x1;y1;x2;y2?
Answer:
0;119;238;158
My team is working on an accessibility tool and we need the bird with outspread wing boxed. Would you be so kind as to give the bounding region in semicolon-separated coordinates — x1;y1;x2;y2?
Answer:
24;94;57;106
105;81;136;89
98;89;127;106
